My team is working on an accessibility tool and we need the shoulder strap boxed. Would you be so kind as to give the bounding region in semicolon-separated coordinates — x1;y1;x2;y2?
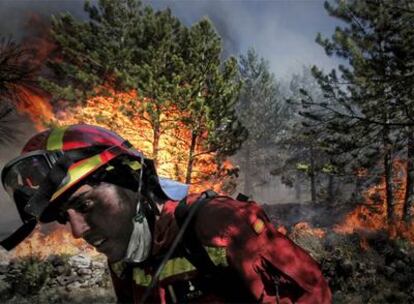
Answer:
140;190;218;303
174;190;218;275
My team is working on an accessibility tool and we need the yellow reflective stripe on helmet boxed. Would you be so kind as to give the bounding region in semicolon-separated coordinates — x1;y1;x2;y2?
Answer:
133;268;152;286
51;154;103;201
47;126;68;151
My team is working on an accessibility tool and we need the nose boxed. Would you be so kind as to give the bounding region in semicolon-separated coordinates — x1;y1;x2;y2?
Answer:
67;209;90;239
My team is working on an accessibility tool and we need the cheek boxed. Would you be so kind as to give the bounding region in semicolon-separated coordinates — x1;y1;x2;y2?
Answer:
99;205;134;235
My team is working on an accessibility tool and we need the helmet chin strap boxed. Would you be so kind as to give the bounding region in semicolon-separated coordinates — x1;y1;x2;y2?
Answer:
124;156;152;263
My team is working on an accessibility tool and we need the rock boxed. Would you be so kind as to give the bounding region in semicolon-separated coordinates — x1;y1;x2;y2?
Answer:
68;254;91;269
91;261;105;269
65;281;82;292
77;268;92;276
56;275;77;286
55;265;66;276
0;262;9;274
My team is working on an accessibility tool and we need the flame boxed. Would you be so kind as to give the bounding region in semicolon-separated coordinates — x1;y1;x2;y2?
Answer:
290;222;326;239
334;160;414;243
14;86;54;130
53;89;235;193
13;225;98;259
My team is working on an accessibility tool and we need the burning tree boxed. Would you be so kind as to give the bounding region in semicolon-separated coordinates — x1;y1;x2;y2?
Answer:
39;0;246;186
0;37;37;142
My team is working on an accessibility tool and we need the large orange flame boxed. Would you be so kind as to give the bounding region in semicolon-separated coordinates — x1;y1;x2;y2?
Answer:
13;225;98;258
14;86;54;130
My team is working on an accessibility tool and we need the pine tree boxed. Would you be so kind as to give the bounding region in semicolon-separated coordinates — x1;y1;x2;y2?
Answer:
0;37;37;143
277;67;338;205
303;0;414;223
173;19;246;184
40;0;247;183
236;49;284;198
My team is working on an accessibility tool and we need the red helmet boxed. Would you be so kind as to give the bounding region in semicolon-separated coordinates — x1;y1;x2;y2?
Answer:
1;124;188;250
2;124;144;221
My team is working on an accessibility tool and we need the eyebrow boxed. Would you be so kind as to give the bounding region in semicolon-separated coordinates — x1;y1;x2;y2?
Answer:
62;191;89;211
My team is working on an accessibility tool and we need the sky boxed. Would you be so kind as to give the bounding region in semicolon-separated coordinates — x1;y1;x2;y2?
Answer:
0;0;344;234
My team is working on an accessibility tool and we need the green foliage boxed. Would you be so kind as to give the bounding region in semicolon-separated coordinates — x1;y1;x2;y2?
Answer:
7;256;53;296
41;0;246;181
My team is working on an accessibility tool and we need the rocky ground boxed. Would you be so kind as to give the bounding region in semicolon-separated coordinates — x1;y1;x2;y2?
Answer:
0;253;115;303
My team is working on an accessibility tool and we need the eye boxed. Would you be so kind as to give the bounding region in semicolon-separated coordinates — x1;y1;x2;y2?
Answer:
74;199;94;213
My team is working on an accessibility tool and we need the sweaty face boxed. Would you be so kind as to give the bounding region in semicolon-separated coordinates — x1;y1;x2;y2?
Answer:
63;182;137;262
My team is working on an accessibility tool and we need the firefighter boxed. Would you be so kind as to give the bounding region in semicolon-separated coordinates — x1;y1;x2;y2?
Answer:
1;124;332;303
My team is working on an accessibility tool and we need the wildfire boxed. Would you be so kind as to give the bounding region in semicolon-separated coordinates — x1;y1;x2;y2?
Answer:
13;225;98;259
14;86;54;129
334;160;414;244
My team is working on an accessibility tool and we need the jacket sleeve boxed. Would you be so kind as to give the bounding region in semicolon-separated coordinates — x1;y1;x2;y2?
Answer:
194;197;332;304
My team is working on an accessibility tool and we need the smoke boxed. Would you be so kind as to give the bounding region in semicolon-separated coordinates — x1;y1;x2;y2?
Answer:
0;0;87;41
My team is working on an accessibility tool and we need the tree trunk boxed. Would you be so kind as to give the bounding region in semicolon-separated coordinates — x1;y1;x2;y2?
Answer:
403;128;414;222
185;130;198;184
243;143;253;197
152;121;160;167
310;145;316;204
383;128;394;225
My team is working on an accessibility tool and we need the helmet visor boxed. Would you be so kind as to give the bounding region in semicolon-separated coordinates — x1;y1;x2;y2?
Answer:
2;151;53;199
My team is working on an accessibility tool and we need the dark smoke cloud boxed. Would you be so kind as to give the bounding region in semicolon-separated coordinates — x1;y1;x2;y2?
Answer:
0;0;87;41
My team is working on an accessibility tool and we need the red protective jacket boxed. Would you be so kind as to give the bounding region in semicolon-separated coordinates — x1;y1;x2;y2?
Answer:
109;194;332;303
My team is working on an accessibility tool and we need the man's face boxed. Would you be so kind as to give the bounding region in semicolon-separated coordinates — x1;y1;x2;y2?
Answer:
63;182;136;262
